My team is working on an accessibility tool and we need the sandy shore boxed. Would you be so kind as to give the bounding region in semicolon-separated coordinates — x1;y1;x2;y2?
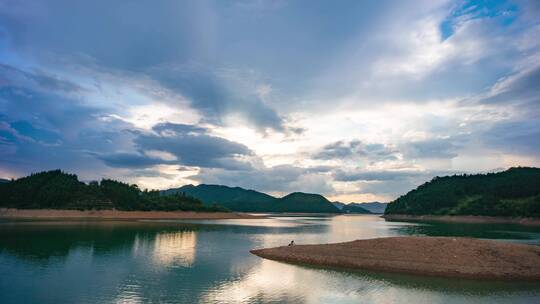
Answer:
383;214;540;226
250;236;540;280
0;208;263;220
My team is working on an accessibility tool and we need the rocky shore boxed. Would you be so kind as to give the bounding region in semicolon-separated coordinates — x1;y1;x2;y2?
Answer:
382;214;540;226
0;208;263;220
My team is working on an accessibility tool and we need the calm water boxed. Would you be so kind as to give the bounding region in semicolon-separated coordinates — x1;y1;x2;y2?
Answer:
1;215;540;304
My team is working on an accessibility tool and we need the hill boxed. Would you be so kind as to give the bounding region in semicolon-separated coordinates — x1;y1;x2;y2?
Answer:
342;203;373;214
384;167;540;217
276;192;341;213
165;185;341;213
164;184;276;211
0;170;225;212
332;202;371;214
354;202;388;214
0;178;10;184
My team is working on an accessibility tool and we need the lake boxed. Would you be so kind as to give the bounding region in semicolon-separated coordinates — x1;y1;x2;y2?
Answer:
1;214;540;303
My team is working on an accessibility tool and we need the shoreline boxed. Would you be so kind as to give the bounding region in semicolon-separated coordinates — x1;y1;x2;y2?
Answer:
382;214;540;226
0;208;263;221
250;236;540;280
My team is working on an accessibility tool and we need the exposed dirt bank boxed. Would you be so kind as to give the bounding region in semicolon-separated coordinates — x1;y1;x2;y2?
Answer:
382;214;540;226
0;208;263;220
250;236;540;280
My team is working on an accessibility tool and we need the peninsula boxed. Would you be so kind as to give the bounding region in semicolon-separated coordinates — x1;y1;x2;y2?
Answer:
251;236;540;280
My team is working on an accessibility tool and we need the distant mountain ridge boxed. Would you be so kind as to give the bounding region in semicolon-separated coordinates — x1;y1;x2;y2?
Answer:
163;184;275;210
352;202;388;214
164;184;346;213
331;201;371;214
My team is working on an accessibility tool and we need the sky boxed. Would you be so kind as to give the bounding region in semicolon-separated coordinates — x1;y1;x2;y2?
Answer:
0;0;539;202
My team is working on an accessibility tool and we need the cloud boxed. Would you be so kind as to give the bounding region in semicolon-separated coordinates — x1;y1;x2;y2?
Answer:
313;140;365;159
313;140;397;162
0;1;287;133
0;65;135;178
467;47;540;158
152;122;207;135
95;152;175;169
300;0;534;110
483;119;540;157
8;120;61;145
136;122;254;170
192;164;334;195
96;122;255;171
334;169;425;182
0;64;84;94
1;0;539;201
402;137;462;159
333;168;466;199
0;1;216;70
480;57;540;109
152;64;287;132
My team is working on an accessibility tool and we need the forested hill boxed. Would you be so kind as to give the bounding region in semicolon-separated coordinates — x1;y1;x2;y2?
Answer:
165;184;343;213
277;192;341;213
384;167;540;217
0;170;225;212
163;184;276;211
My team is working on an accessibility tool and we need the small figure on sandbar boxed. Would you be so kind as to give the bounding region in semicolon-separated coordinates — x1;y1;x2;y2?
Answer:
288;240;295;246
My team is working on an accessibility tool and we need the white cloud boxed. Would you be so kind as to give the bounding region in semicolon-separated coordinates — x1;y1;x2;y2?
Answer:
2;0;540;202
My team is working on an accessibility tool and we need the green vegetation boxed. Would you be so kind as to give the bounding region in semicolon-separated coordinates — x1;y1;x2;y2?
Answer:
0;170;227;212
5;167;539;216
164;184;276;212
166;184;343;213
277;192;341;213
385;167;540;217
